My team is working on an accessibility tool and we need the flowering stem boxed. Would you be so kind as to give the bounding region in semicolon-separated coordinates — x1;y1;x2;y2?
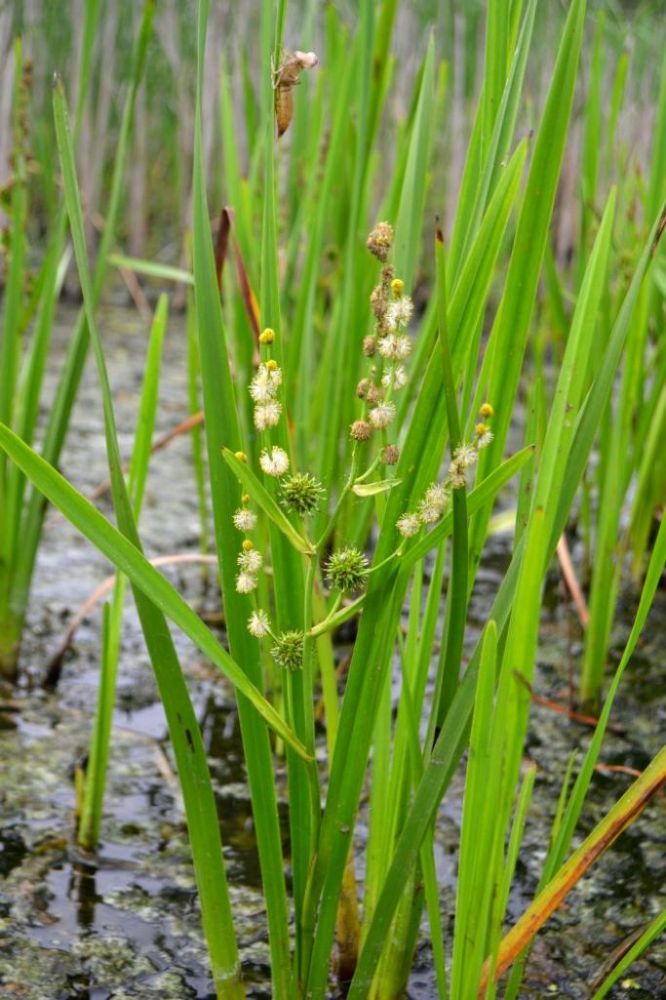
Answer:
366;549;400;575
429;234;469;744
308;593;345;637
301;556;318;747
353;453;381;485
316;445;361;551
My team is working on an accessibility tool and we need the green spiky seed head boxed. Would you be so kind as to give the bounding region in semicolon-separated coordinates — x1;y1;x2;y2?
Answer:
280;472;325;515
271;630;305;671
325;546;368;593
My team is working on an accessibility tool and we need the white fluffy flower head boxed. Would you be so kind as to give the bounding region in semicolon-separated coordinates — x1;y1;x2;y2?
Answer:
233;508;257;532
253;399;282;430
386;297;413;331
417;482;448;524
248;610;271;638
236;571;258;594
382;364;408;390
378;333;412;361
397;513;420;537
369;401;396;429
452;443;477;470
238;549;263;573
447;465;467;490
260;446;290;477
249;363;283;403
378;335;398;359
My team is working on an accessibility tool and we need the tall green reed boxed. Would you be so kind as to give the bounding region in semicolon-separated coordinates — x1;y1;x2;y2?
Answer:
0;0;152;680
77;294;168;850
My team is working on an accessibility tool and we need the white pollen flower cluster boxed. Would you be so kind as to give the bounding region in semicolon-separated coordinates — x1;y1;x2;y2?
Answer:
248;609;271;638
396;513;421;537
386;297;413;331
453;444;477;469
397;481;450;537
382;364;408;390
233;508;260;592
236;571;257;594
447;442;479;490
477;429;494;448
233;508;257;532
447;464;467;490
254;399;282;430
249;363;282;402
250;362;283;431
260;446;290;477
235;545;264;594
378;334;412;361
238;549;263;574
369;401;396;429
418;483;449;524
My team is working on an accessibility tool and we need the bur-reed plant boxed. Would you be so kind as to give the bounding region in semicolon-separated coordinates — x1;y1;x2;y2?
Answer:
2;0;666;997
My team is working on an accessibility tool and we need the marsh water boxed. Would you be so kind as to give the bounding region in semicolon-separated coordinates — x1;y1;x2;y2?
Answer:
1;303;664;999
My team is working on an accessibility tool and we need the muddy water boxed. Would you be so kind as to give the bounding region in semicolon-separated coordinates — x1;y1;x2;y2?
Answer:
1;303;664;998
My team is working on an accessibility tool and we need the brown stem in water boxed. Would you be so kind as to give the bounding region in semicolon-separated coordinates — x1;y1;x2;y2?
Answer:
43;553;218;688
89;411;205;500
556;533;589;627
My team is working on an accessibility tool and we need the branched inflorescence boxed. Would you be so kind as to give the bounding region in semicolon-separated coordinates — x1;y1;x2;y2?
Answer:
229;328;327;665
396;403;495;538
351;221;416;466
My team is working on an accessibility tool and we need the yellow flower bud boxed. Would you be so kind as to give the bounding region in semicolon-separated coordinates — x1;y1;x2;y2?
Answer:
242;493;250;504
479;402;494;419
235;451;247;462
475;422;489;437
391;278;404;298
266;359;279;372
259;327;275;344
242;539;254;552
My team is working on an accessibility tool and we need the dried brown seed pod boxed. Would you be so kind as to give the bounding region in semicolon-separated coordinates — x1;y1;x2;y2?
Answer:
366;222;394;261
350;420;372;441
365;384;384;405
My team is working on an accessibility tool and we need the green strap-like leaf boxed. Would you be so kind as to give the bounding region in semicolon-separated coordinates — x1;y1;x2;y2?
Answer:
0;423;309;763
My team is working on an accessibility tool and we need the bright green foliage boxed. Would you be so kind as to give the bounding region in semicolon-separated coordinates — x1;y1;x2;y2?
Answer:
0;1;154;679
1;1;665;997
78;294;168;850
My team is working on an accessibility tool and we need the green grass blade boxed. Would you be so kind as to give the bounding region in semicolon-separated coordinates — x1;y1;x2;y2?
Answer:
590;910;666;1000
448;0;535;280
392;33;435;290
194;2;295;994
469;0;587;563
78;295;168;848
11;0;154;659
431;233;467;732
52;75;244;997
449;620;498;1000
108;252;194;285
